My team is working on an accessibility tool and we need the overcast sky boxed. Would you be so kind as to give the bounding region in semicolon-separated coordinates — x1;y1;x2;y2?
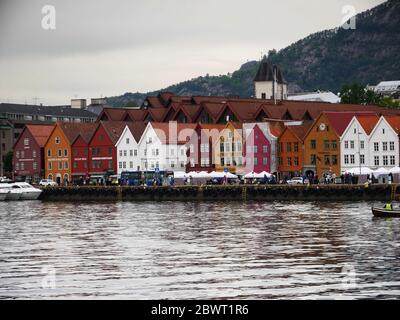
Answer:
0;0;386;105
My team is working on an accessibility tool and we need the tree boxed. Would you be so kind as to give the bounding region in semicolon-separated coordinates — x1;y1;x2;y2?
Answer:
3;151;13;173
340;83;381;105
124;101;138;108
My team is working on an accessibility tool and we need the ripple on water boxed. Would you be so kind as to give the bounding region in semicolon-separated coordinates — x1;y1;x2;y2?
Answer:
1;200;400;299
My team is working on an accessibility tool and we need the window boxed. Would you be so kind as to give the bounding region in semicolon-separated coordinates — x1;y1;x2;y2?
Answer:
287;157;292;166
324;155;330;165
311;140;316;149
58;162;63;169
33;162;37;170
134;150;138;156
20;162;24;170
360;155;365;165
170;161;175;168
294;157;299;166
254;145;258;154
360;141;365;149
383;156;388;166
16;151;20;158
84;161;88;169
263;157;268;165
390;156;396;166
350;155;355;164
24;138;29;146
324;140;330;150
278;157;283;166
16;163;20;171
64;149;68;157
311;154;316;165
129;150;133;157
119;150;122;157
390;142;395;151
345;141;349;149
48;162;52;170
253;158;258;166
170;148;175;156
331;141;337;150
123;162;126;169
58;149;62;157
383;142;388;151
294;143;299;152
123;150;127;157
73;161;77;169
47;149;51;157
287;143;292;152
350;141;354;149
33;150;37;158
64;161;68;169
108;147;112;156
374;156;380;166
108;160;113;169
374;142;379;152
84;148;88;156
383;128;385;134
119;162;122;169
126;138;130;144
344;155;349;164
225;142;230;152
55;137;60;144
332;155;338;165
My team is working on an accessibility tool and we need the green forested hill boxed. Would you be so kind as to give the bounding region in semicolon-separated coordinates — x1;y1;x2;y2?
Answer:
107;0;400;107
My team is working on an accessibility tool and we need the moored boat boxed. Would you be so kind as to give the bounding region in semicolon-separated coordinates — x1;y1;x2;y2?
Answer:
0;188;8;201
0;183;22;200
11;182;42;200
372;207;400;218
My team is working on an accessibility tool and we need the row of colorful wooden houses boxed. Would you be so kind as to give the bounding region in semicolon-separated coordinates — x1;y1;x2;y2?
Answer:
11;107;400;184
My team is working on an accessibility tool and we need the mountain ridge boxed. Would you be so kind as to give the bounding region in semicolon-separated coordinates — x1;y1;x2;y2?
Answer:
107;0;400;107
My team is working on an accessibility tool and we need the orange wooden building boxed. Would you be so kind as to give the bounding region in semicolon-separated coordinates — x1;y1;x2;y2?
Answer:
303;112;364;179
278;122;312;179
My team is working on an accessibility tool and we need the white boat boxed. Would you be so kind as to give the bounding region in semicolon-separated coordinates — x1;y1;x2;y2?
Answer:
11;182;42;200
0;183;22;200
0;188;9;201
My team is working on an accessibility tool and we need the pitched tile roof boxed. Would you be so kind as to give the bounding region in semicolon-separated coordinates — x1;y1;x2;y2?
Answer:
384;116;400;135
324;112;377;136
151;122;197;144
100;121;128;144
286;122;313;141
25;125;54;147
356;114;380;135
126;122;147;143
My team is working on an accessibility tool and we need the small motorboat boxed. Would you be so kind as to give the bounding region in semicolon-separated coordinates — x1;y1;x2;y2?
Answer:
372;207;400;218
0;183;22;200
11;182;42;200
0;188;9;201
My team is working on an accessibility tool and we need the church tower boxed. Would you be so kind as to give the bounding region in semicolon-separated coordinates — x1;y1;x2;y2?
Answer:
254;59;288;101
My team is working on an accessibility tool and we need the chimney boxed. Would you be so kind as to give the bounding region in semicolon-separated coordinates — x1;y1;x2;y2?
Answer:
71;99;87;109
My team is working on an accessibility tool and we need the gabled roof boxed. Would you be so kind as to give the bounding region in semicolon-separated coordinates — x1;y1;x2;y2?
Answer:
98;121;128;144
72;123;99;144
384;116;400;135
125;109;148;122
355;114;380;135
147;108;168;122
324;112;377;136
126;122;147;143
150;122;197;144
97;108;129;121
285;122;313;141
24;125;54;147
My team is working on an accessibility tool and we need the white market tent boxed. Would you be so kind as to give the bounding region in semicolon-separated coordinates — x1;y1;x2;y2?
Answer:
345;167;373;175
373;167;390;178
244;171;271;179
187;171;211;179
173;171;188;179
389;167;400;174
209;171;238;179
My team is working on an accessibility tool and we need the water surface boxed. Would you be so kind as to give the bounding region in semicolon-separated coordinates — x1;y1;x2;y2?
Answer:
1;200;400;299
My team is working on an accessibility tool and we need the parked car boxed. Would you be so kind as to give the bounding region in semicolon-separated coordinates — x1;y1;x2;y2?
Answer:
287;177;305;185
39;179;57;187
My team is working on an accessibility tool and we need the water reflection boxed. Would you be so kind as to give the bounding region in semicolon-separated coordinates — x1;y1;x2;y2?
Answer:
1;201;400;299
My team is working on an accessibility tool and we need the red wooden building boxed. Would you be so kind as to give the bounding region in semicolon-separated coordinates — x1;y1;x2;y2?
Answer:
12;124;54;183
71;123;99;184
87;121;126;181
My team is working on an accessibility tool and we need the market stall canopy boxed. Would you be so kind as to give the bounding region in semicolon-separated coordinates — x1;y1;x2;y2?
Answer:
389;167;400;174
187;171;210;179
244;171;271;179
373;167;390;178
173;171;188;179
209;171;238;179
346;167;373;175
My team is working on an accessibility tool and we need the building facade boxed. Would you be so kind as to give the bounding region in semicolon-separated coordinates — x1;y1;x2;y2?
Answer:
12;125;53;183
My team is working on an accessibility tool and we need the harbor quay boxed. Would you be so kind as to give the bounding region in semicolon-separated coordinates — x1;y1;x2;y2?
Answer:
38;183;395;202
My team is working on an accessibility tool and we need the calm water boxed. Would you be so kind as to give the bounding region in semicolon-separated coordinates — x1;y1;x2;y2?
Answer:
1;200;400;299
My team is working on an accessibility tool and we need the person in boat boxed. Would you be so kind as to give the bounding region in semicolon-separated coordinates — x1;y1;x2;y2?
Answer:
384;203;393;210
